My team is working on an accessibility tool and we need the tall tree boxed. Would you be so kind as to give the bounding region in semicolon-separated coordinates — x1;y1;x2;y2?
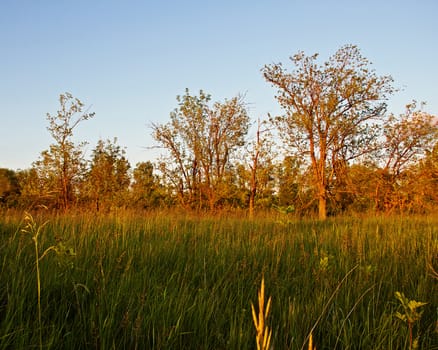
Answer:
152;89;250;210
86;138;131;211
263;44;394;219
36;93;94;210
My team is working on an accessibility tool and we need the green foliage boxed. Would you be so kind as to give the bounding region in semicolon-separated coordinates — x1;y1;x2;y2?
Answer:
394;291;428;349
277;156;301;208
131;161;165;209
85;138;131;211
395;292;427;325
0;169;20;207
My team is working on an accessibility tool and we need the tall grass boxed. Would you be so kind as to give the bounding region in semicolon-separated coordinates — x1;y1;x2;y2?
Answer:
0;212;437;349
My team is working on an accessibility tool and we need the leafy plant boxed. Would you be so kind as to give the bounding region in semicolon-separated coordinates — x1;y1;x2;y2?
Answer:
394;291;427;349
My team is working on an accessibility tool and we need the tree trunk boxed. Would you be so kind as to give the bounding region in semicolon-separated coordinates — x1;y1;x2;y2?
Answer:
249;187;256;218
61;149;70;211
314;160;328;220
249;160;257;219
318;193;327;220
61;173;69;211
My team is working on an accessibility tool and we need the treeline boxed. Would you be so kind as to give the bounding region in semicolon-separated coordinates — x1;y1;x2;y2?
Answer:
1;144;437;216
1;45;437;217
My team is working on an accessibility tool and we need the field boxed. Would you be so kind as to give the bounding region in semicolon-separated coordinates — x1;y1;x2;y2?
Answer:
0;212;437;349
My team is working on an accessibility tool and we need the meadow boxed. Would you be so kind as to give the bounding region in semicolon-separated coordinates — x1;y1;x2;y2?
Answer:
0;211;437;349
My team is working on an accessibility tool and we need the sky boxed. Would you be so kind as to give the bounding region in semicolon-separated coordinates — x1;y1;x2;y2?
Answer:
1;0;437;170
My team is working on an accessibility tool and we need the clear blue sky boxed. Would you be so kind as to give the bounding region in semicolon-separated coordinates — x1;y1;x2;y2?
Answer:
1;0;437;170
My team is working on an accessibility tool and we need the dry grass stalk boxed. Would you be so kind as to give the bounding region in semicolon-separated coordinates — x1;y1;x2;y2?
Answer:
251;277;272;350
427;261;438;280
308;332;316;350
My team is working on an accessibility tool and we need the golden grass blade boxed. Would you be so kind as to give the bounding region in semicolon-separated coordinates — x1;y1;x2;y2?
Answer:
251;277;273;350
251;303;258;328
308;332;316;350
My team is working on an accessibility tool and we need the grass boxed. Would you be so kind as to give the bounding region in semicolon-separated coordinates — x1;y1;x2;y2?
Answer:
0;212;437;349
251;277;272;350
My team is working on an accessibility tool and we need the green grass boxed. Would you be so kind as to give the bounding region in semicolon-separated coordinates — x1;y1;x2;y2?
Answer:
0;212;437;349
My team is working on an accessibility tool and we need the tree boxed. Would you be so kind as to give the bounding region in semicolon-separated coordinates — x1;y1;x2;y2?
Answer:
376;102;438;212
0;168;20;207
277;156;301;209
413;142;438;211
152;89;250;211
131;161;164;209
36;93;94;210
86;138;131;211
246;119;276;217
382;102;437;177
263;44;394;219
343;163;378;213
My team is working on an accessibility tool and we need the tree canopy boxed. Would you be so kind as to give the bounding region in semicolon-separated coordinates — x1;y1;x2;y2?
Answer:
152;89;250;210
262;44;395;219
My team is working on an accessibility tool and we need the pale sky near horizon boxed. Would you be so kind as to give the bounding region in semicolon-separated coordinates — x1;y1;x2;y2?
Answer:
1;0;437;171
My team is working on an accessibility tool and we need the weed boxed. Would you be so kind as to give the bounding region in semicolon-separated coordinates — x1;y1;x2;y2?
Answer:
394;291;427;349
20;212;52;350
